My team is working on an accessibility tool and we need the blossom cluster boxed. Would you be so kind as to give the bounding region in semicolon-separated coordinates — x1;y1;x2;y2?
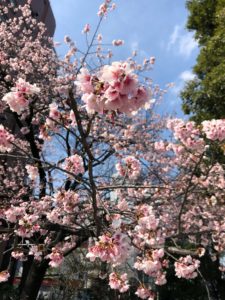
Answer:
39;104;77;140
116;156;141;179
87;231;130;265
134;249;167;286
97;0;116;17
25;164;39;181
76;62;150;115
202;119;225;141
64;154;84;177
4;205;41;238
46;103;61;125
2;78;40;114
132;204;162;248
29;245;43;262
15;214;40;238
166;119;204;151
5;206;26;223
0;125;14;152
54;190;80;213
135;286;155;300
108;272;129;293
48;248;64;268
3;0;225;297
174;255;200;279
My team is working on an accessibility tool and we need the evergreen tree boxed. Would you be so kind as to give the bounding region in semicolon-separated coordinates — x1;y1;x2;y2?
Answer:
181;0;225;122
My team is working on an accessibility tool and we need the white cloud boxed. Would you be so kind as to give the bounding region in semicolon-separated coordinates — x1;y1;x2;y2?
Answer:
178;34;198;58
167;25;181;49
171;70;195;95
167;24;198;58
179;70;196;81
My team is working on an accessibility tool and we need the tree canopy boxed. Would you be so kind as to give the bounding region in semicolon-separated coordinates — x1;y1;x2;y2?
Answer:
181;0;225;122
2;1;225;300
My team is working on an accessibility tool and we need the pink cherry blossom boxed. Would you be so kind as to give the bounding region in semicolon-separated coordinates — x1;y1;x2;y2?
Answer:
174;256;200;279
2;1;225;298
54;190;79;213
135;286;155;299
98;2;108;16
76;61;149;114
117;199;129;211
25;165;39;181
5;206;26;223
202;119;225;141
48;248;64;268
29;245;43;261
87;231;130;265
64;154;84;176
49;103;61;121
97;34;103;42
15;78;40;95
2;78;40;114
150;57;156;64
15;214;40;238
82;23;90;34
2;92;28;115
112;39;124;46
109;272;129;293
0;125;14;152
116;156;141;179
76;68;93;94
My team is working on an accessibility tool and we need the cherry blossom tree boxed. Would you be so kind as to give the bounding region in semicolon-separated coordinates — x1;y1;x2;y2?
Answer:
1;1;225;300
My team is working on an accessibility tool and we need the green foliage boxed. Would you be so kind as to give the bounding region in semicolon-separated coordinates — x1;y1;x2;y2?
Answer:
181;0;225;123
186;0;217;45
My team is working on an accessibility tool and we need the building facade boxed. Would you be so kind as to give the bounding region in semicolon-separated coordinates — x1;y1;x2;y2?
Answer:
0;0;56;287
0;0;56;36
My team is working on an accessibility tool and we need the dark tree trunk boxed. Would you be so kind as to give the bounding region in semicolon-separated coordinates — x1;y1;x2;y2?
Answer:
0;240;11;271
200;255;225;300
18;256;34;295
19;259;49;300
0;241;7;270
8;257;17;285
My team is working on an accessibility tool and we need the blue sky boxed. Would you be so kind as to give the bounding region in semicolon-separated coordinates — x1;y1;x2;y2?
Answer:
50;0;199;118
